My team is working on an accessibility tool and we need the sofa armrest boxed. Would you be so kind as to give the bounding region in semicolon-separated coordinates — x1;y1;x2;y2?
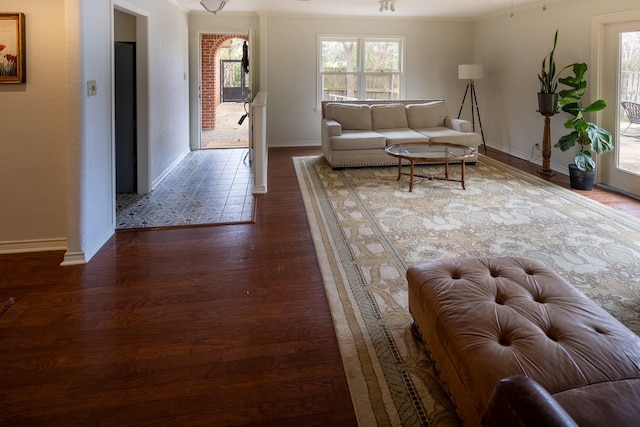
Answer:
445;117;472;133
322;119;342;137
321;119;342;162
488;376;578;427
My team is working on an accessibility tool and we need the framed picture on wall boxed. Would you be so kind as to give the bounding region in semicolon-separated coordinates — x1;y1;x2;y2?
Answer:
0;12;26;84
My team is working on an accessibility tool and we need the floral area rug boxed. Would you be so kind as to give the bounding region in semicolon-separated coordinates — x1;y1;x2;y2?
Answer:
293;154;640;426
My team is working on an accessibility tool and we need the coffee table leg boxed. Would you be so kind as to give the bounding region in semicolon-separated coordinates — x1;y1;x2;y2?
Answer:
461;161;466;190
396;159;402;181
409;161;415;192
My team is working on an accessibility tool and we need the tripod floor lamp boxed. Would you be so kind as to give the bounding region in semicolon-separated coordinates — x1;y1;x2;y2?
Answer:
457;64;487;152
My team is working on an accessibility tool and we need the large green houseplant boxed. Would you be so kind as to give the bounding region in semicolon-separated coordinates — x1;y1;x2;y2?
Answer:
554;62;613;189
537;30;574;114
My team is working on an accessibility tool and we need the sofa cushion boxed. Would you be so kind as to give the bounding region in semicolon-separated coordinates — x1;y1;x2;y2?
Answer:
330;130;387;151
371;104;409;130
377;129;429;145
416;127;482;146
325;103;372;130
406;101;449;128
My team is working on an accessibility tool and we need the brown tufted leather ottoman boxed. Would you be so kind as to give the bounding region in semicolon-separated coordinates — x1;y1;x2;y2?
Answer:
407;257;640;426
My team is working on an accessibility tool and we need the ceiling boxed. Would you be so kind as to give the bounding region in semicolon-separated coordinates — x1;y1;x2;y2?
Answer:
174;0;549;19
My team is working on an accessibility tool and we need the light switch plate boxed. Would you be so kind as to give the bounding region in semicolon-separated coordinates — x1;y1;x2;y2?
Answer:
87;80;97;97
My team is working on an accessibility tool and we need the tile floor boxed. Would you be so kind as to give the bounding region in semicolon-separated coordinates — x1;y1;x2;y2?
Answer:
116;148;254;229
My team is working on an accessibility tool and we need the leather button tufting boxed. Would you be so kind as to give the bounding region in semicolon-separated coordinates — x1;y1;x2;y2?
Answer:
533;295;546;304
498;334;512;346
594;326;608;335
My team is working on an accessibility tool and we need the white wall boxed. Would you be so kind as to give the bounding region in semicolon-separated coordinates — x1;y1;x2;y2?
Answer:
142;1;191;184
474;0;640;172
0;0;68;252
65;0;116;264
263;15;475;146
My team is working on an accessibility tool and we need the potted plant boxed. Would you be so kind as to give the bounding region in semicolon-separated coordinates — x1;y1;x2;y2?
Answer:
537;30;574;115
554;62;613;190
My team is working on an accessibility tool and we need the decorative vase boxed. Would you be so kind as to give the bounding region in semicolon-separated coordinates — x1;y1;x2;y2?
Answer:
537;93;558;115
568;163;595;190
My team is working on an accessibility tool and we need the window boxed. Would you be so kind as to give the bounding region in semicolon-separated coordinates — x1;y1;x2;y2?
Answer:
319;36;404;103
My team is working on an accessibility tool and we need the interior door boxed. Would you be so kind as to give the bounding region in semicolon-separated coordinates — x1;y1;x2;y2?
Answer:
600;21;640;197
115;42;137;193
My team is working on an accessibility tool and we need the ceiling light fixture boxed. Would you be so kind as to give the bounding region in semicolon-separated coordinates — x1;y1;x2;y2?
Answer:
542;0;547;11
379;0;395;13
201;0;227;14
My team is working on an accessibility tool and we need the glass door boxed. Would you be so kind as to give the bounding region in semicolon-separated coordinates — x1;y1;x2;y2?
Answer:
600;21;640;197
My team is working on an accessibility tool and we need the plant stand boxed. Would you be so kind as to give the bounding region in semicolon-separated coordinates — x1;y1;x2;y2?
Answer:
538;113;555;176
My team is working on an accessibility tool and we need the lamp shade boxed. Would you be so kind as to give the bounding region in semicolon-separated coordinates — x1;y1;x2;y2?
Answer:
458;64;483;80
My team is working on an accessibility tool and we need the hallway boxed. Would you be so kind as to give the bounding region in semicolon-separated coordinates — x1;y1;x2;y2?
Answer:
116;148;254;229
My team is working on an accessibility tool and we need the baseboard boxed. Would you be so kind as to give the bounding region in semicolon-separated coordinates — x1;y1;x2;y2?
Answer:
61;251;87;266
252;184;267;194
268;140;320;148
0;238;67;255
61;226;115;266
485;141;569;175
151;149;190;189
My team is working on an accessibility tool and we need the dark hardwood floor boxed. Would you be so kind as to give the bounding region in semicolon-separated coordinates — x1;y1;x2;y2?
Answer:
1;147;639;425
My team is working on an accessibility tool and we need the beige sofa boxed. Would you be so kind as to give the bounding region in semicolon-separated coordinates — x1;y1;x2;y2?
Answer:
321;99;482;168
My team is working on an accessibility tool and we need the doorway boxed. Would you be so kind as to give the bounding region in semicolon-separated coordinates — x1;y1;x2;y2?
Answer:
113;6;150;195
200;34;250;149
115;41;137;193
599;17;640;198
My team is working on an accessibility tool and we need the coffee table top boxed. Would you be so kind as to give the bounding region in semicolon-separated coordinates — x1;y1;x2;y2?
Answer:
385;142;476;162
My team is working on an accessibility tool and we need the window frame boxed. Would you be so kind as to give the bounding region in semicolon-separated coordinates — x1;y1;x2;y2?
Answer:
317;34;405;106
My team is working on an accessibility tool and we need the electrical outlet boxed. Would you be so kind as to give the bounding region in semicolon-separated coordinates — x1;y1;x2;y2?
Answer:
534;143;540;151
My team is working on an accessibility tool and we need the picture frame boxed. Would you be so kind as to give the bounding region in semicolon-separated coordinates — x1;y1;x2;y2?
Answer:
0;12;26;84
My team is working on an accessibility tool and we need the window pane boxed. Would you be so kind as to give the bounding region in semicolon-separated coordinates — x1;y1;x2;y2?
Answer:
322;74;359;101
364;41;400;72
365;74;400;100
321;41;358;72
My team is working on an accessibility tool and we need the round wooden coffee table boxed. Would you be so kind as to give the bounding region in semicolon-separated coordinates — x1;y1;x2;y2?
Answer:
384;142;476;191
